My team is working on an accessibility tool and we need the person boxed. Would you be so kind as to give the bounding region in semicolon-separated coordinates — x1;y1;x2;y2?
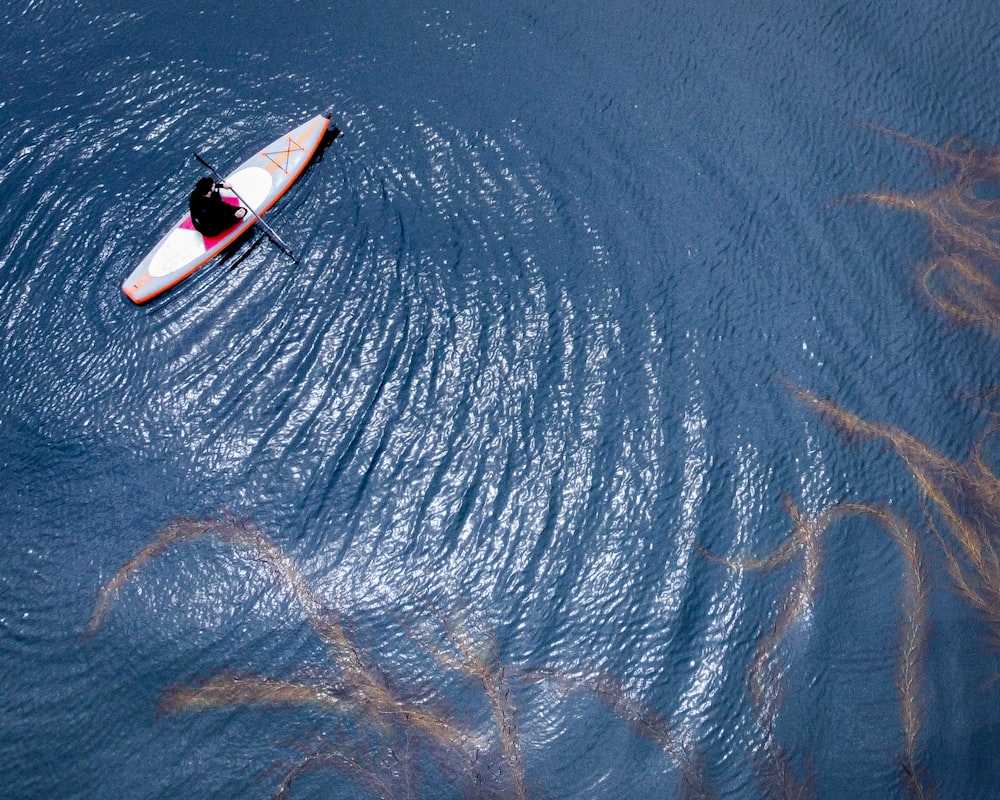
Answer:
188;176;247;237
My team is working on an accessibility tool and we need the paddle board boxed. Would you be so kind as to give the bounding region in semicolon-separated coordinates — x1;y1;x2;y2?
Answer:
122;110;333;304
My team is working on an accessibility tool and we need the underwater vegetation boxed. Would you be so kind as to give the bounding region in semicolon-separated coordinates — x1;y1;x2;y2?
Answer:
88;504;936;800
706;499;930;800
841;128;1000;669
776;128;1000;798
690;128;1000;799
855;126;1000;336
89;512;712;799
88;129;1000;799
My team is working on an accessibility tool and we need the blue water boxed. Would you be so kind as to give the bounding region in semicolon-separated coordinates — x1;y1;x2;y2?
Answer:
4;1;1000;797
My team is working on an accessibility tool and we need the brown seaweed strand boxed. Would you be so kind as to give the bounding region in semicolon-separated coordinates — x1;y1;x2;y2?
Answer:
90;511;361;668
214;522;473;752
797;390;1000;640
746;498;828;800
271;733;415;800
794;390;1000;584
204;514;361;667
725;491;932;797
96;513;477;757
88;515;221;635
159;673;360;716
921;254;1000;335
209;522;479;757
855;129;1000;335
852;506;933;800
517;667;716;800
434;614;528;800
583;671;714;800
858;126;976;173
698;521;812;573
858;189;1000;263
160;674;470;754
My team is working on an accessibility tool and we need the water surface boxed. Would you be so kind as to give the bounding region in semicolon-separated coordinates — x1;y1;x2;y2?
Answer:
3;1;1000;798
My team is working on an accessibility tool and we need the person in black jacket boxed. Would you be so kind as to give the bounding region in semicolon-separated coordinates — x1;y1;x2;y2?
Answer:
188;176;247;237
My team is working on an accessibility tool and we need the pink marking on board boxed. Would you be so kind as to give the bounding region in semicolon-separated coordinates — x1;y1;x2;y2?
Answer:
179;196;243;249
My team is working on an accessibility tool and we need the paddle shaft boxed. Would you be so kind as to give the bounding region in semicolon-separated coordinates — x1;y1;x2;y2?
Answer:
193;151;299;263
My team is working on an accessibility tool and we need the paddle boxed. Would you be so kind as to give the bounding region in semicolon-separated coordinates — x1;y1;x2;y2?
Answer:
193;151;300;264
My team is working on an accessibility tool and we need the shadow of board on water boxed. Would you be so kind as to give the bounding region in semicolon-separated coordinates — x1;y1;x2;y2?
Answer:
89;127;1000;799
